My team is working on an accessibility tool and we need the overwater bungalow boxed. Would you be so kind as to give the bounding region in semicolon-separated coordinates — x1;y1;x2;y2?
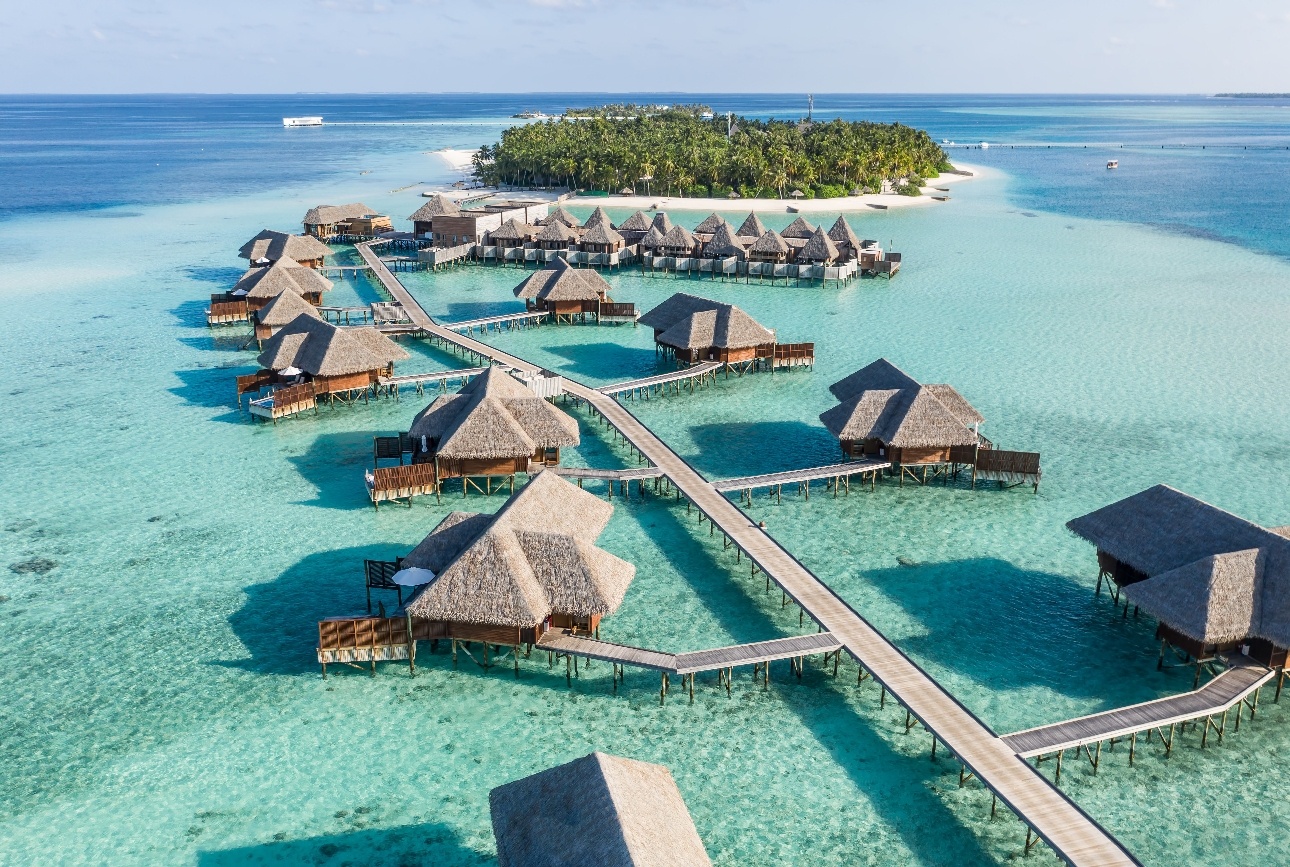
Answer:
735;212;768;240
827;216;862;260
490;752;711;867
252;286;322;344
514;257;615;322
583;206;613;230
702;222;747;260
780;216;817;240
303;203;380;239
232;256;334;310
693;213;725;235
639;292;776;369
1067;485;1290;683
747;229;791;263
536;219;578;251
541;206;581;228
238;229;332;269
407;366;580;486
616;210;653;243
408;193;461;239
580;220;625;254
489;218;536;249
257;313;410;401
659;224;699;257
640;224;667;253
649;212;674;235
798;227;841;264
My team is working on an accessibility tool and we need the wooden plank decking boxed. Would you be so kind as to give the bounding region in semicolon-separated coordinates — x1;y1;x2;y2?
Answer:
1002;660;1275;758
354;241;1141;867
535;629;841;675
445;311;546;333
545;466;664;481
536;631;677;671
598;361;722;396
712;460;892;493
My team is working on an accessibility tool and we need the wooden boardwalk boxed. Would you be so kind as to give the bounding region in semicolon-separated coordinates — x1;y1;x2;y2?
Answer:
445;311;545;333
713;460;892;496
598;361;722;398
1002;660;1275;759
546;466;664;481
375;367;488;399
354;241;1140;867
535;629;841;675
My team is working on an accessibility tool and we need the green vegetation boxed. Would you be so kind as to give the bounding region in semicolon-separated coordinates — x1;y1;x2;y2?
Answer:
473;111;950;198
563;103;712;119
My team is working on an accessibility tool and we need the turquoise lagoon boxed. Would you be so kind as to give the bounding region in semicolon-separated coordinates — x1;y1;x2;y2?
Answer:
3;100;1290;867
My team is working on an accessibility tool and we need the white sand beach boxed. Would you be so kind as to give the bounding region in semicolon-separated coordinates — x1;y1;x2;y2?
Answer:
427;148;478;175
564;163;981;213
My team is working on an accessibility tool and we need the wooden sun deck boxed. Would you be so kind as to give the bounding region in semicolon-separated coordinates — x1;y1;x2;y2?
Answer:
354;240;1140;867
597;361;722;397
713;460;892;494
1002;659;1275;759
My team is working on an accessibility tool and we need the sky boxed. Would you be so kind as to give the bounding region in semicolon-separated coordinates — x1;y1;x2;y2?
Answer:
4;0;1290;94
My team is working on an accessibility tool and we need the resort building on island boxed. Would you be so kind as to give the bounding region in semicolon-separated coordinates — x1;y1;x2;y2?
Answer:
1067;484;1290;685
401;470;634;646
256;313;410;400
231;256;333;310
238;229;332;269
489;218;538;249
490;752;711;867
639;293;778;370
302;203;391;240
407;193;461;238
514;257;622;323
428;200;550;246
252;286;322;345
406;367;580;488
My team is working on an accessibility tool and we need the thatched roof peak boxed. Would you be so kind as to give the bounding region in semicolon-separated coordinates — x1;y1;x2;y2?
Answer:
256;314;409;377
513;257;605;301
303;203;374;226
736;212;767;238
255;284;322;326
819;386;978;449
490;218;533;241
536;220;577;243
583;206;612;230
404;473;633;628
407;193;461;222
238;229;332;264
798;227;840;262
780;216;817;239
828;215;860;246
617;210;653;232
829;358;920;401
704;222;746;258
641;225;666;248
581;221;625;246
642;293;775;350
924;384;985;426
1125;549;1264;645
541;207;581;228
748;229;789;254
234;256;334;301
490;752;711;867
660;224;696;249
650;212;673;234
693;213;725;234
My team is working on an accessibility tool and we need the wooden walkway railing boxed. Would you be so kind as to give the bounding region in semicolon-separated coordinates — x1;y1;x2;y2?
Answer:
352;240;1141;867
597;361;722;398
445;311;546;333
713;460;891;499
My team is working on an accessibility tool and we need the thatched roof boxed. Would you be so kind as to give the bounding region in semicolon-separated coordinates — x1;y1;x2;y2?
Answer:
1070;485;1290;647
490;218;534;242
642;293;775;350
780;216;817;239
659;224;696;249
238;230;332;263
490;752;711;867
256;314;409;376
703;222;746;258
640;226;666;248
234;257;334;300
829;358;921;401
798;227;840;262
407;193;461;222
650;212;673;234
617;210;653;232
402;512;494;572
748;229;789;255
513;257;605;301
819;387;979;449
303;203;373;226
581;221;624;246
924;384;985;426
404;472;633;628
693;213;724;234
536;220;577;243
541;207;581;228
1272;527;1290;539
735;213;767;238
255;285;322;327
828;215;860;247
583;206;612;230
408;367;580;460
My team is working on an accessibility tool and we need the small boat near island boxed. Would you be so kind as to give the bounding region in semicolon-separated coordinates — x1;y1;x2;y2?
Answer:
1107;159;1119;169
283;116;323;128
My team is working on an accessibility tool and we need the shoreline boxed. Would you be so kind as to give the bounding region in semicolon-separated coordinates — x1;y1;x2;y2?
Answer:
561;163;981;213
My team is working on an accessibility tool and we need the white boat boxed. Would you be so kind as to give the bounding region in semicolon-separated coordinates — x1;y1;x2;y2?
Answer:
979;141;990;149
1107;160;1119;169
283;116;323;128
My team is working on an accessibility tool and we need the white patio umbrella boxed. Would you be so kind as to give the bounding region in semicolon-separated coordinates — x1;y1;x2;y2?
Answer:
391;567;436;587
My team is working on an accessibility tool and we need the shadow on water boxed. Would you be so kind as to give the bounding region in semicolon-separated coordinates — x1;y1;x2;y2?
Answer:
172;298;217;329
183;265;245;288
439;300;525;322
863;558;1162;705
287;431;389;510
198;821;487;867
169;365;254;422
540;341;659;380
685;420;838;478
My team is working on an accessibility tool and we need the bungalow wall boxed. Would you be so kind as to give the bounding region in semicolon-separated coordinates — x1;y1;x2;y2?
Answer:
417;620;543;647
1096;550;1150;589
313;370;381;395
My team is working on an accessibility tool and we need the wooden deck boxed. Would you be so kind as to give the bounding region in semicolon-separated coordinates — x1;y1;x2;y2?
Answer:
537;631;677;671
535;629;842;675
1002;660;1275;758
545;466;664;481
354;240;1141;867
446;311;546;334
375;367;488;399
597;361;722;397
713;460;891;495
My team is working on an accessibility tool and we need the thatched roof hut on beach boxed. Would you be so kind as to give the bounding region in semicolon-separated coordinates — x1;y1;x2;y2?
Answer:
408;194;461;238
232;256;334;310
514;257;615;321
490;752;711;867
238;230;332;269
639;293;775;367
407;366;580;482
402;470;632;644
257;313;409;397
820;358;983;468
1067;485;1290;676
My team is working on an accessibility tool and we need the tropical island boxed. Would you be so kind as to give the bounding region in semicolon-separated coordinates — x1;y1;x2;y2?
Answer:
475;106;952;200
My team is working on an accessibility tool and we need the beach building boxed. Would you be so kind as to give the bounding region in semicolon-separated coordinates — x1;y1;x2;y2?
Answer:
401;470;632;647
256;313;410;401
406;367;580;487
797;227;841;264
490;752;711;867
640;293;777;369
430;201;550;246
780;216;817;240
238;230;333;269
649;212;674;235
231;256;334;310
302;204;390;239
693;213;725;236
747;229;791;264
639;225;667;254
583;206;613;231
827;216;862;260
735;212;768;240
252;285;322;344
514;257;617;322
541;206;581;229
408;194;461;238
1067;485;1290;683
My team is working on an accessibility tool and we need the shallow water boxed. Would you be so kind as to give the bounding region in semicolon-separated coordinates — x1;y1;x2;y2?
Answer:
2;97;1290;867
